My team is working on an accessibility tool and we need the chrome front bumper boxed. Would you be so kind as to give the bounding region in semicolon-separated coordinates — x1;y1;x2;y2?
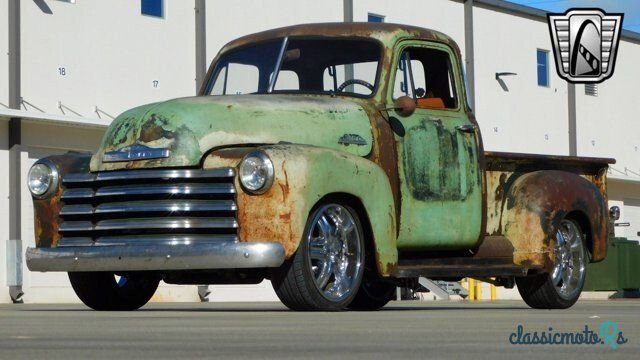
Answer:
26;240;286;272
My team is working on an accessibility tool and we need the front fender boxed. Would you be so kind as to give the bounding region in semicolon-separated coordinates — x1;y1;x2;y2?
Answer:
501;170;608;270
204;145;398;276
31;153;92;248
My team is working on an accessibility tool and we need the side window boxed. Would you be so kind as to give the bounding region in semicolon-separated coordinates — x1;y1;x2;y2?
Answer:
393;47;458;109
210;63;259;95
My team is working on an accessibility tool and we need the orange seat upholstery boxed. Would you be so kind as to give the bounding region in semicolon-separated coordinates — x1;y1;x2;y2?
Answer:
416;97;445;109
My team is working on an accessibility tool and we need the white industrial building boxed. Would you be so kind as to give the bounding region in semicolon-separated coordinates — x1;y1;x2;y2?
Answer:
1;0;638;304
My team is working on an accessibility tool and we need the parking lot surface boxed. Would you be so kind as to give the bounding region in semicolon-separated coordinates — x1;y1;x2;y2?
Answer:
0;300;638;359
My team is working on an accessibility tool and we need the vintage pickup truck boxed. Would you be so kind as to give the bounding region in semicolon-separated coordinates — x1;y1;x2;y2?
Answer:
26;23;614;311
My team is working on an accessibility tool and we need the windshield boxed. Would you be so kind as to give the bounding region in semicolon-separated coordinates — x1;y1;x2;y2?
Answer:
207;37;381;97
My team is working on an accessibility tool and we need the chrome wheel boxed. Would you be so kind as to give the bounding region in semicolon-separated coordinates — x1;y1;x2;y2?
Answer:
550;219;586;300
307;204;363;302
272;202;366;310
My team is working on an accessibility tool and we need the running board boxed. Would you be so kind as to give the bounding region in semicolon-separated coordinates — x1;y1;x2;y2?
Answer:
393;258;528;278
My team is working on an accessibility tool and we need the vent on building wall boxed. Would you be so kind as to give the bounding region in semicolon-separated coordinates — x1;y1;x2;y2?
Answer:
585;83;598;96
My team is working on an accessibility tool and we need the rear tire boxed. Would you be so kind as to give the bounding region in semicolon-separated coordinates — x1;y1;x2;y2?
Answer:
272;203;365;311
516;218;588;309
68;272;160;311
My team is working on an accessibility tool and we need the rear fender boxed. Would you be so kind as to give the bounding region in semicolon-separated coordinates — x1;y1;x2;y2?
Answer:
501;170;608;271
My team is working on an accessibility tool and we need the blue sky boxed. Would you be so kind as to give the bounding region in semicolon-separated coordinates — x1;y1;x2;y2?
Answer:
507;0;640;32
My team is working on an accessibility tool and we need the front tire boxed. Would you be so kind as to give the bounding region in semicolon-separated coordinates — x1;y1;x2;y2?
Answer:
68;272;160;311
516;218;588;309
272;203;365;311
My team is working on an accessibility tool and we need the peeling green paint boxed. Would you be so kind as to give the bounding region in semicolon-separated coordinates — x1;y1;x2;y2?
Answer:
91;95;373;171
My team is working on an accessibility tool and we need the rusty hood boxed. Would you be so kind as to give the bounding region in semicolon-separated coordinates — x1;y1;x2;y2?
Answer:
90;95;374;171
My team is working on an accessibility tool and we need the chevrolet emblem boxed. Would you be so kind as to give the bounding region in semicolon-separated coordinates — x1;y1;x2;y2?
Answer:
103;144;171;162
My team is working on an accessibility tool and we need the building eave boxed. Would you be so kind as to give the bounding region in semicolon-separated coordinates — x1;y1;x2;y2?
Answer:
473;0;640;43
0;108;110;129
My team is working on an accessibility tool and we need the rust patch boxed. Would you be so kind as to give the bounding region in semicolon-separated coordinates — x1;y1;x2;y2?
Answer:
204;149;302;258
365;110;401;231
500;170;609;268
235;177;299;257
33;153;92;248
486;170;511;236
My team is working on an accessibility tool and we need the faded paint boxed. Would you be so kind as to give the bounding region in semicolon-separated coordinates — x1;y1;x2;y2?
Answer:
390;41;483;250
90;95;374;171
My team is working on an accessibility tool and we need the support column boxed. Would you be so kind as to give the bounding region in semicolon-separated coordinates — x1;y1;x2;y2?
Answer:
8;0;24;303
343;0;354;89
343;0;353;22
9;0;20;109
464;0;476;110
195;0;206;94
568;83;577;156
8;119;23;303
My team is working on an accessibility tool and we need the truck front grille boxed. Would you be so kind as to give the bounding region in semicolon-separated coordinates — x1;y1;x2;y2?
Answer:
57;168;238;247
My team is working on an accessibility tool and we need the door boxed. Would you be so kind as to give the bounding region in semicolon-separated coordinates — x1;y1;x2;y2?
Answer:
390;42;482;250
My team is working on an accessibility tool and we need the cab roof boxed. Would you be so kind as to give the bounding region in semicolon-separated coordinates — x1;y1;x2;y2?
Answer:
221;22;461;54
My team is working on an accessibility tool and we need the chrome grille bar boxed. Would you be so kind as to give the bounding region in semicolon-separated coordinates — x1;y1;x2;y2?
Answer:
57;234;239;247
62;183;235;200
94;200;237;214
63;168;235;184
60;217;237;233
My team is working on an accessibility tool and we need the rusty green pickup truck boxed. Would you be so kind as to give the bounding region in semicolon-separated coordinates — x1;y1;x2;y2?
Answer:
26;23;614;311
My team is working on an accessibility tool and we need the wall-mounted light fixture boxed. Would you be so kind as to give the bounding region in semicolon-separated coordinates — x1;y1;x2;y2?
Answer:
495;72;518;80
495;72;518;92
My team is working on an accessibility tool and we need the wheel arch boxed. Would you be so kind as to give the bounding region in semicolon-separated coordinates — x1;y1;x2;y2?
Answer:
564;210;594;259
204;145;398;276
313;192;378;270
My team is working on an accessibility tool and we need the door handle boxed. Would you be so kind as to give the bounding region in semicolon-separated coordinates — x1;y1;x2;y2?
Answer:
455;124;477;133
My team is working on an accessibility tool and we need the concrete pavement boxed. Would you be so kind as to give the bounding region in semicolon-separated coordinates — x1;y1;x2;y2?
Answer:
0;300;638;359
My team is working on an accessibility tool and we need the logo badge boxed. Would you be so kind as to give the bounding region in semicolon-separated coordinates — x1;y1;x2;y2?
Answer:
103;143;171;162
548;8;623;83
338;134;368;146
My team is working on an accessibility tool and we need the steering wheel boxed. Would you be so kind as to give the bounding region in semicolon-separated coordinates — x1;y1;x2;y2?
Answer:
337;79;374;92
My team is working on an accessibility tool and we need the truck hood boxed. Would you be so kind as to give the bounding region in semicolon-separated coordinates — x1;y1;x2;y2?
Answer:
90;95;374;171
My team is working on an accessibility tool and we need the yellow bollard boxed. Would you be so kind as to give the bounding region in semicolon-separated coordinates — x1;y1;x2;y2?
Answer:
475;279;482;300
468;278;475;301
491;283;497;301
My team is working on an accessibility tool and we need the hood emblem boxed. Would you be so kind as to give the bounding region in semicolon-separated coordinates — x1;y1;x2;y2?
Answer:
103;143;171;163
338;134;367;146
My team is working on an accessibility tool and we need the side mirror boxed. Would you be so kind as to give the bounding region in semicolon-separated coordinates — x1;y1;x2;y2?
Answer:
393;96;416;117
610;206;620;221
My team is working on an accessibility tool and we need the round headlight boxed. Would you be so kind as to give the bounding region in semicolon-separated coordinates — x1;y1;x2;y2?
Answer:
28;161;59;198
239;151;274;194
